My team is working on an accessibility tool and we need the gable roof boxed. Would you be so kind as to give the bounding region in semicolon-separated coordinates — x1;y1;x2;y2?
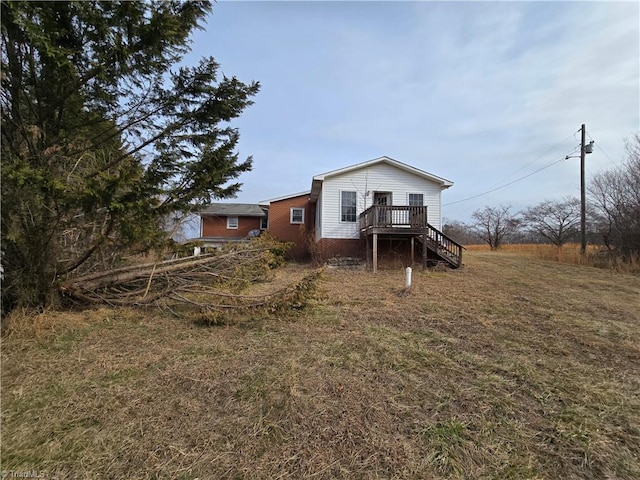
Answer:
310;156;453;200
200;203;266;217
259;191;311;205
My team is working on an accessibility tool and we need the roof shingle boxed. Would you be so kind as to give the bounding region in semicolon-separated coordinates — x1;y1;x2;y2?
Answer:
201;203;266;217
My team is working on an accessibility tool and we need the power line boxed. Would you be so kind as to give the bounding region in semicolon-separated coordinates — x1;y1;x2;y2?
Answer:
586;131;621;168
444;154;571;206
486;132;578;189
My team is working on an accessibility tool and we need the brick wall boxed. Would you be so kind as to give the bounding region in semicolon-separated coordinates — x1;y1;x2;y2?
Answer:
201;215;262;238
268;194;315;261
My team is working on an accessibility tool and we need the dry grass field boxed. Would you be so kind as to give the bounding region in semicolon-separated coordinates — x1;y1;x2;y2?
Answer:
2;251;639;479
465;243;640;273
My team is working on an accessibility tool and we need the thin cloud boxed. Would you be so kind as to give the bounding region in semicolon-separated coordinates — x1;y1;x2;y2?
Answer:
192;1;638;221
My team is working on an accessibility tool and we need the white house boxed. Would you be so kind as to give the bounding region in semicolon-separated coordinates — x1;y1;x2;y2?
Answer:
310;156;453;240
202;156;462;269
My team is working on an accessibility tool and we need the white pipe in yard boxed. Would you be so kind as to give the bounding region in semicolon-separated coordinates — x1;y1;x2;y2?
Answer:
405;266;412;290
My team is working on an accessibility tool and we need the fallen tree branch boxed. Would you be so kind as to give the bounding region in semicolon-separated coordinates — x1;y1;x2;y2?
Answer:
58;237;321;317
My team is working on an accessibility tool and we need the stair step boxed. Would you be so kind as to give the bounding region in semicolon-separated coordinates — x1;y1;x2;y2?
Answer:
415;227;462;269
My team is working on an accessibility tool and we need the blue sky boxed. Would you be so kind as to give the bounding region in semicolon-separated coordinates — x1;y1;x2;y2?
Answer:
185;0;639;223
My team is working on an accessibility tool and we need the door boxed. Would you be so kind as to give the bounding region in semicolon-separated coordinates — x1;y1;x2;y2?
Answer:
373;192;392;226
408;193;426;227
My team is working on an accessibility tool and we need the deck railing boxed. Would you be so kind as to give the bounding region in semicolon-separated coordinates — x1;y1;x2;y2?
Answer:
420;227;463;268
359;205;428;230
359;205;463;268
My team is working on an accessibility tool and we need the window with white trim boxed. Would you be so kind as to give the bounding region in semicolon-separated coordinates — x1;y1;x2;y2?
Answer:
260;216;268;229
290;207;304;224
227;216;238;229
408;193;424;206
341;191;357;222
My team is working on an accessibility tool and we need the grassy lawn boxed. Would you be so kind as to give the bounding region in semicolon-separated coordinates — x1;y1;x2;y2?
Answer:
2;251;639;479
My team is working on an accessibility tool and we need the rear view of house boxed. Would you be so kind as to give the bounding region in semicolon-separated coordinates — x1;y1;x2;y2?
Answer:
308;156;460;267
199;156;462;269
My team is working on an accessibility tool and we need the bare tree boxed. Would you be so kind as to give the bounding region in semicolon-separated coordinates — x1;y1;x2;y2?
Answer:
522;197;581;247
588;135;640;257
442;218;480;245
471;205;520;250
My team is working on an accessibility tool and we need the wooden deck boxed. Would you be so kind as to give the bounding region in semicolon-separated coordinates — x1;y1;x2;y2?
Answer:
359;205;463;271
359;205;430;234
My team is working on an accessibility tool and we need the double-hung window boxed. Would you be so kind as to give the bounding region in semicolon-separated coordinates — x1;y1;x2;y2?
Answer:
341;191;357;222
227;216;239;229
290;207;304;224
408;193;424;206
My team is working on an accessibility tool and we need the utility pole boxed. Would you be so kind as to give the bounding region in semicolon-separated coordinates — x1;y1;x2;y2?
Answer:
566;124;593;255
580;124;586;255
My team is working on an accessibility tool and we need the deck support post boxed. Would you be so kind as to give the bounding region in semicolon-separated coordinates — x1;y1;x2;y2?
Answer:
410;237;415;265
365;234;370;268
422;233;427;269
373;233;378;273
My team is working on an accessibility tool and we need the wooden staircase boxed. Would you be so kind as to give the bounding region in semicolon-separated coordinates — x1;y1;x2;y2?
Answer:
417;223;463;269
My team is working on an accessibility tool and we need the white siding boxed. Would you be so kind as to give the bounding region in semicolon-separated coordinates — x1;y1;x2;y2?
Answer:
318;163;444;239
315;191;323;242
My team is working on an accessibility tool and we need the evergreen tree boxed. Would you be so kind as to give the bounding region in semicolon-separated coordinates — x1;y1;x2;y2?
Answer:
1;1;260;310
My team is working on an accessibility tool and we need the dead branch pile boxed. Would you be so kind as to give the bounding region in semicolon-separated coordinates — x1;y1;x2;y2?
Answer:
60;244;322;316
